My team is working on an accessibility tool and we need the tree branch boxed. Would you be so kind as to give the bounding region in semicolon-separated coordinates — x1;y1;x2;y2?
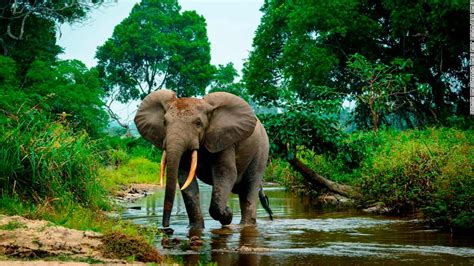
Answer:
105;93;131;136
6;12;29;40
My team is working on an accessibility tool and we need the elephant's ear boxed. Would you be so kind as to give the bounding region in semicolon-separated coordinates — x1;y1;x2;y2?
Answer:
134;89;176;148
203;92;257;153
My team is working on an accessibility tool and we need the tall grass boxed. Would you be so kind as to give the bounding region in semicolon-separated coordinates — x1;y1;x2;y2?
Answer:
0;110;108;210
0;110;163;239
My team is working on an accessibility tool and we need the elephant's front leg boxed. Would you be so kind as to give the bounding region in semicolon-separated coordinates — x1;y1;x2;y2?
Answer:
178;168;204;229
209;147;237;225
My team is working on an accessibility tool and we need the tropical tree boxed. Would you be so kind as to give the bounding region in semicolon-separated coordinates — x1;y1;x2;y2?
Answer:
96;0;213;101
1;57;107;137
0;0;102;73
96;0;214;131
346;54;421;134
244;0;469;125
209;63;249;100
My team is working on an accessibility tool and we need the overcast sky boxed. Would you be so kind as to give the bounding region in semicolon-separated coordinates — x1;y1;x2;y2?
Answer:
56;0;263;124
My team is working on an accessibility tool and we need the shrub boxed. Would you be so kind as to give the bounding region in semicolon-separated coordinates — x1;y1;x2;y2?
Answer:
100;231;162;263
358;128;473;230
264;158;298;185
107;149;130;168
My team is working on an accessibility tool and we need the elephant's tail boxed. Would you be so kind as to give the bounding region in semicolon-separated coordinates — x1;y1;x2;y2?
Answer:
259;186;273;220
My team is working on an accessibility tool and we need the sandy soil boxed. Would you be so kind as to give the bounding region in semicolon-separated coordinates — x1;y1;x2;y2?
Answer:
0;215;120;264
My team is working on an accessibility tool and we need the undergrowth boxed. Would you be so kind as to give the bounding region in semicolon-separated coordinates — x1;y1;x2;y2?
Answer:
0;108;164;261
100;157;162;192
265;127;473;230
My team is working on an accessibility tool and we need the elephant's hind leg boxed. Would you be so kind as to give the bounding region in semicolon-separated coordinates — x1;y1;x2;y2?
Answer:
239;186;259;225
239;146;268;225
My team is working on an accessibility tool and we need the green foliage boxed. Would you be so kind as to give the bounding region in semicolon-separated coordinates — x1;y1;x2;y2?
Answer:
260;99;343;159
244;0;469;124
96;0;214;100
347;54;420;132
0;56;108;137
99;135;162;164
209;63;249;100
108;149;130;168
0;194;36;216
264;158;298;185
99;131;163;192
266;127;473;230
358;128;473;230
0;56;19;90
24;59;108;137
0;1;102;72
0;110;107;209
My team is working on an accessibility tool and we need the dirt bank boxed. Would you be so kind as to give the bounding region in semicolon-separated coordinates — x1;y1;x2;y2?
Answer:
114;183;162;202
0;215;161;264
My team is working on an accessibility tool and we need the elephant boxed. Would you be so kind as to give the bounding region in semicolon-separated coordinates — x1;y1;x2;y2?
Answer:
134;89;273;229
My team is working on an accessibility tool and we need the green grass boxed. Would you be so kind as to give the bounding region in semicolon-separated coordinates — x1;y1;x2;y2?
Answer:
0;220;27;230
100;157;162;191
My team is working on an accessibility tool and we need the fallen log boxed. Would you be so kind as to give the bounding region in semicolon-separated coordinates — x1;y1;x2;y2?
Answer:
287;157;361;199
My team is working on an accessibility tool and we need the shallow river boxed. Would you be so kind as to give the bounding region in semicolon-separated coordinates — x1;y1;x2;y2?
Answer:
121;183;474;265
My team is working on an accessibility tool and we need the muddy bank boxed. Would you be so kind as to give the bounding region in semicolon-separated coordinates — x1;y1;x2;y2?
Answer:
114;183;162;202
0;215;162;264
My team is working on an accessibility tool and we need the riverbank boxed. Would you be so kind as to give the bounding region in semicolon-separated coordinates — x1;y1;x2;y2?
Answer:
114;183;162;202
0;215;162;264
263;128;473;231
0;179;169;264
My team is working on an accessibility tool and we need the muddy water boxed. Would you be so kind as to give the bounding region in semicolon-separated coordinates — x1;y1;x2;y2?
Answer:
121;183;474;265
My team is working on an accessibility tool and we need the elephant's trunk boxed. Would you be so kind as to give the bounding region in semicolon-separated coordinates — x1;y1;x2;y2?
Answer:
162;144;184;228
161;140;199;227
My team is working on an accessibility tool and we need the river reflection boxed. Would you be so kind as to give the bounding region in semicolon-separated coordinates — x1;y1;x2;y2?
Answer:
121;181;474;265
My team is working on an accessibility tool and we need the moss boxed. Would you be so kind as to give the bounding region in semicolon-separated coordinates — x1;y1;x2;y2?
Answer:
100;231;162;263
0;221;27;230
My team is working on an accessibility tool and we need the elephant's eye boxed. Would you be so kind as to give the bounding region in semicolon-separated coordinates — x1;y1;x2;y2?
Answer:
163;120;167;127
194;119;202;128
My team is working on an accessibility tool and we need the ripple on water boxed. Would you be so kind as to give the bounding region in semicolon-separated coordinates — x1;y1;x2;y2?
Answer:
273;242;474;258
260;217;403;233
122;186;474;264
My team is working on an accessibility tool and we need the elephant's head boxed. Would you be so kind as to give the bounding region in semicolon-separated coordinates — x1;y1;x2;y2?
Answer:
134;89;257;227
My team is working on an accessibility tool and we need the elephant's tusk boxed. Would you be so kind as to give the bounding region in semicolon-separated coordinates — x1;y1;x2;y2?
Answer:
160;150;166;187
180;150;197;191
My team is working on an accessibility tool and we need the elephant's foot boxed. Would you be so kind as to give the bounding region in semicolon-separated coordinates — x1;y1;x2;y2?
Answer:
188;220;205;229
239;217;256;225
210;205;233;225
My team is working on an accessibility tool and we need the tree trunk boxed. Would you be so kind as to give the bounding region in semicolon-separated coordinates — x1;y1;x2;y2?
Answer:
287;157;361;199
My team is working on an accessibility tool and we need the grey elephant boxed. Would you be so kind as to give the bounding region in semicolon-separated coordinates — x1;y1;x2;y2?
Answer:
134;89;273;229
